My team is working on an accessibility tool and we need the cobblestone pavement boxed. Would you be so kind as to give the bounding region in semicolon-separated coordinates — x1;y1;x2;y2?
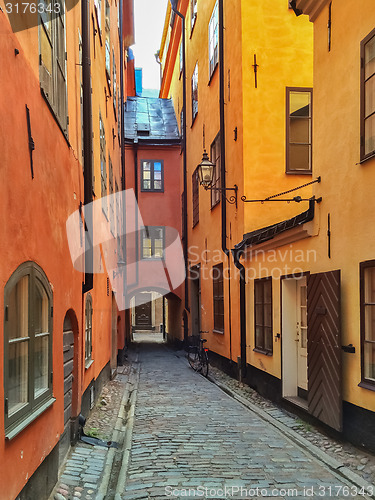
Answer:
207;365;375;486
120;343;374;500
50;362;131;500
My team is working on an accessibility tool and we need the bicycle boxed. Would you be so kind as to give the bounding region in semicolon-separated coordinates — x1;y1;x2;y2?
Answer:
187;337;209;377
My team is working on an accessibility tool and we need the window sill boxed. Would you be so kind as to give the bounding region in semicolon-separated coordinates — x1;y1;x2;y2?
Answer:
190;20;197;39
253;348;273;356
140;189;164;193
5;397;56;441
208;64;218;86
40;89;70;147
85;359;94;370
359;151;375;164
358;380;375;392
192;221;199;228
213;329;224;335
211;199;220;210
191;113;198;128
285;170;312;176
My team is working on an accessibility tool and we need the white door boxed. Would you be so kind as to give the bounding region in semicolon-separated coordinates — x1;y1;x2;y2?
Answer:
296;278;308;391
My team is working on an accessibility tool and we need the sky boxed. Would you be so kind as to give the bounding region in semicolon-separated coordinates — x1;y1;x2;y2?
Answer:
133;0;169;91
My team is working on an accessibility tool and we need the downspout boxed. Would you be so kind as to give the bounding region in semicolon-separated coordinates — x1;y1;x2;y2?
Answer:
232;249;246;379
219;0;233;361
219;0;227;257
170;1;189;313
119;0;128;344
133;139;139;285
82;0;93;294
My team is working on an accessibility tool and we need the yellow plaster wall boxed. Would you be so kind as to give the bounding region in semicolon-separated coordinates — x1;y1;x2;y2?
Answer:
240;1;313;233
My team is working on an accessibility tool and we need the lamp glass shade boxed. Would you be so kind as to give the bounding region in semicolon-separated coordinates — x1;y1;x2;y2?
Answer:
197;151;214;188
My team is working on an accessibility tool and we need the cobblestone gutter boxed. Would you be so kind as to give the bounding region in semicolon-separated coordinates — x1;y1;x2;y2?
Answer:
207;364;375;490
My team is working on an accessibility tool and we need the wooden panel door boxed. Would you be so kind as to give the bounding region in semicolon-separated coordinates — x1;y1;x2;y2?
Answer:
307;270;342;431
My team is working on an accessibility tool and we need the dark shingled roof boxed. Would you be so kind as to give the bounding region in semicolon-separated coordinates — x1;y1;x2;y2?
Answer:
124;96;180;144
234;199;315;251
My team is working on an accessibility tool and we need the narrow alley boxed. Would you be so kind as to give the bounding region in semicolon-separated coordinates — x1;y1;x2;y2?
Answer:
116;345;371;499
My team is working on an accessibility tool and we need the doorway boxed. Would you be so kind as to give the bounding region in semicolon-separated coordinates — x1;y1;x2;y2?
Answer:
281;276;308;408
190;266;201;339
110;293;117;377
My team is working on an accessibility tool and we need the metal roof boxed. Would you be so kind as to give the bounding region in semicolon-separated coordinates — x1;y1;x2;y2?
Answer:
234;199;315;251
124;96;180;144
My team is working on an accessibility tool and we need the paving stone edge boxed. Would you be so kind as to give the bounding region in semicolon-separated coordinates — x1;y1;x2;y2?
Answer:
206;373;375;499
113;359;140;500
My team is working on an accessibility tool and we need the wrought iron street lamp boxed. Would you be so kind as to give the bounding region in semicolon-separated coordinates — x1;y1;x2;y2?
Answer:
197;150;238;208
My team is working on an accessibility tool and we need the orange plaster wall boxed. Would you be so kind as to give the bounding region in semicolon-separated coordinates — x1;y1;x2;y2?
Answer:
0;10;84;498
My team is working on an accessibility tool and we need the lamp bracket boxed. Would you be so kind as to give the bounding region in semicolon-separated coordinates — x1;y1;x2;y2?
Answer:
204;184;238;208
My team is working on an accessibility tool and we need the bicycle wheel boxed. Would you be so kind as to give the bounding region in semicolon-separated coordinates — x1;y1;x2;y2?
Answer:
187;348;200;371
199;350;209;377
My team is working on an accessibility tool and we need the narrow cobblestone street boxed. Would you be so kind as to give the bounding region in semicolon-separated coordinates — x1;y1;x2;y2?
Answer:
118;343;374;500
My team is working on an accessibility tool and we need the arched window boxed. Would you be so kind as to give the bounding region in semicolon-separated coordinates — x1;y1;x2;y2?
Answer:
4;262;53;438
85;294;93;367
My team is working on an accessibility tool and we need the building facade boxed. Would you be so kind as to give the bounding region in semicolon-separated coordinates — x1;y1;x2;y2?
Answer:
0;0;135;497
160;0;375;450
124;95;184;341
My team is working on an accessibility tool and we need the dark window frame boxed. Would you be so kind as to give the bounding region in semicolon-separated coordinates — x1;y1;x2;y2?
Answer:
192;168;199;227
254;277;273;355
286;87;313;175
212;263;224;334
190;0;197;35
38;0;68;139
359;260;375;391
141;226;165;260
85;293;93;367
208;1;219;80
191;63;198;124
360;28;375;162
99;112;108;218
140;159;164;192
210;133;221;208
4;262;54;437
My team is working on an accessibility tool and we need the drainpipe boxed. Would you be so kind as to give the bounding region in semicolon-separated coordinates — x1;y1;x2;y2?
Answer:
219;0;227;257
169;1;189;314
219;0;233;361
133;139;139;286
232;249;247;379
82;0;93;294
119;0;129;345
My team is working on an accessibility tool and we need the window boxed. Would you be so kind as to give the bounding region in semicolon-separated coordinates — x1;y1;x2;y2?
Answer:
94;0;102;35
100;114;108;217
4;262;53;436
360;262;375;389
180;109;184;138
108;155;115;236
208;1;218;78
286;88;312;173
39;0;68;136
192;168;199;227
141;160;164;191
179;43;183;76
192;63;198;123
113;51;117;116
141;226;165;259
254;278;273;354
105;0;111;83
85;294;93;366
181;191;185;240
213;263;224;333
210;134;221;207
361;28;375;161
191;0;197;32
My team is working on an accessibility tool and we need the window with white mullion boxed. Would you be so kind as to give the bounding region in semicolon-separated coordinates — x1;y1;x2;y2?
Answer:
208;1;218;78
4;263;53;432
